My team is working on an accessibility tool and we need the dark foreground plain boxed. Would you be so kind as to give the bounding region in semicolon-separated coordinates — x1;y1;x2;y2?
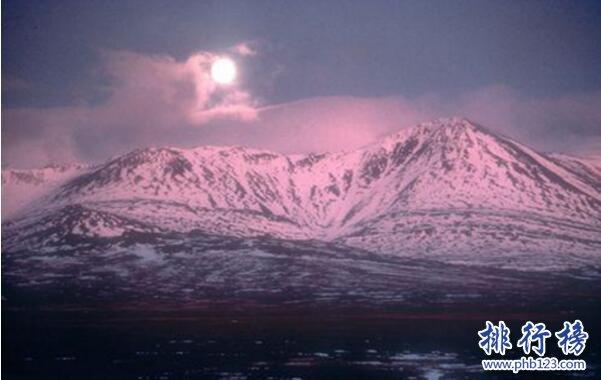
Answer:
3;268;600;380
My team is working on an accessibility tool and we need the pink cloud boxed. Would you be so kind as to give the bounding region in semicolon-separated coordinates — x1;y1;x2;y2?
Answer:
249;96;429;153
232;42;258;57
2;107;84;166
237;87;601;156
98;50;258;125
3;67;601;168
159;88;600;158
2;49;259;167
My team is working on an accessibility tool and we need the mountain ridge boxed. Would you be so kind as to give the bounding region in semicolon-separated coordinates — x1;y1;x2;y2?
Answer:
3;117;601;271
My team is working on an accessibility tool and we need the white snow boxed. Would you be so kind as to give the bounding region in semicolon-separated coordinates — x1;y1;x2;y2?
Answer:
3;117;600;271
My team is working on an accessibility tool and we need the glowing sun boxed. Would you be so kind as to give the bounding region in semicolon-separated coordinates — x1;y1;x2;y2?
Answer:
211;58;237;84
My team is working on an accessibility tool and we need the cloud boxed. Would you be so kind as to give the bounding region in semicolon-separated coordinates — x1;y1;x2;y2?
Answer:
248;96;428;153
2;107;83;166
231;87;601;157
232;42;258;57
3;62;601;168
432;85;601;155
2;49;259;167
98;49;258;125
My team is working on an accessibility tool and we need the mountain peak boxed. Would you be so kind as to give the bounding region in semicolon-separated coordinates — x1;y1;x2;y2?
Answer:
419;116;473;127
375;116;486;156
2;117;600;273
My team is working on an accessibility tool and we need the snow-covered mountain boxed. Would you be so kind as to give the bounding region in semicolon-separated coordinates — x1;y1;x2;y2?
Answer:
2;117;601;305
